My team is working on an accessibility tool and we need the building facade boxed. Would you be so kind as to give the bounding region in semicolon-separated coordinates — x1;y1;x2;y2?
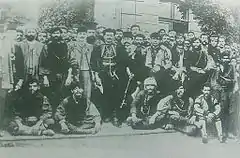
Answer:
94;0;200;33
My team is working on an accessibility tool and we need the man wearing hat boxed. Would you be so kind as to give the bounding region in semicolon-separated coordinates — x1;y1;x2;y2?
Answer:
150;84;197;136
91;28;126;126
127;77;164;129
145;32;172;94
67;25;93;100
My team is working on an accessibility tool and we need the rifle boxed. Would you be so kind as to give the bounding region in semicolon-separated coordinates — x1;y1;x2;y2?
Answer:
120;75;134;109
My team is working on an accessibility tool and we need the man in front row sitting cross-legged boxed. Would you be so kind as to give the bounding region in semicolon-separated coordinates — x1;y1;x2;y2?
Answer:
54;82;101;134
7;78;55;136
126;77;164;129
149;85;197;136
193;83;224;144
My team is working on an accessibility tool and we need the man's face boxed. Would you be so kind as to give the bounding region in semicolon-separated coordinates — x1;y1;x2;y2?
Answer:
104;32;114;44
176;36;184;45
38;32;47;43
210;38;218;47
188;33;195;40
51;30;61;41
218;38;225;48
115;31;123;42
169;31;176;38
193;39;201;49
131;27;140;36
97;27;104;36
184;41;191;51
159;30;166;37
145;84;155;94
122;37;133;45
87;29;96;37
176;86;185;98
151;37;160;46
162;35;169;44
224;45;231;52
16;32;23;42
134;37;144;46
202;86;211;98
61;28;69;41
72;86;84;99
200;35;209;46
26;29;37;41
77;31;87;42
29;82;39;94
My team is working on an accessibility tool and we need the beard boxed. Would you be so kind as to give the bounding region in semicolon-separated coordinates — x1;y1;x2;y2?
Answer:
87;36;96;44
26;35;35;41
193;45;201;51
51;36;62;42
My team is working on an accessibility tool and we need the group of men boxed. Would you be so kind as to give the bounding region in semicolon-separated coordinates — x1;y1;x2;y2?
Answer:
2;22;240;144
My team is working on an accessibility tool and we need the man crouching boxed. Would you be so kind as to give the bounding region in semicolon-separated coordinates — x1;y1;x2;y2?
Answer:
149;85;197;136
127;77;164;129
55;82;101;134
193;83;224;144
8;79;55;136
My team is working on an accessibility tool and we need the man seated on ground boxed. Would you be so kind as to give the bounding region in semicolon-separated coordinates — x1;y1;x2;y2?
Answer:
193;83;224;144
149;85;197;136
127;77;164;130
7;78;55;136
55;82;101;134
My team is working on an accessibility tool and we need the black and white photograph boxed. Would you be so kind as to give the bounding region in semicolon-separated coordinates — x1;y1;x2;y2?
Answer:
0;0;240;157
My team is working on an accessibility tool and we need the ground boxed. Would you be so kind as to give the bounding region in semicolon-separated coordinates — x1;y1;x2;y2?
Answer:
0;123;240;158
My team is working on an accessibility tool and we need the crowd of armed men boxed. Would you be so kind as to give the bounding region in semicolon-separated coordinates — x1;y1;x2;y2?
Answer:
3;22;240;144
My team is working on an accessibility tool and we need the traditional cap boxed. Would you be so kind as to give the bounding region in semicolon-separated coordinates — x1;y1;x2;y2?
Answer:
150;32;159;39
144;77;157;86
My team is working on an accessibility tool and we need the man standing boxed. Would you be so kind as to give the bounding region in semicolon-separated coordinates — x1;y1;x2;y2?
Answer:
217;49;235;139
91;28;126;126
40;27;76;110
14;26;48;91
55;82;101;134
67;26;93;100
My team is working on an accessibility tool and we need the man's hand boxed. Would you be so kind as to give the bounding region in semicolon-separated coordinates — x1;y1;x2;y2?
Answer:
198;69;206;74
131;114;139;124
43;76;50;87
15;79;23;91
188;115;196;124
60;122;70;134
95;74;102;86
94;122;101;134
149;115;157;125
207;113;215;122
65;76;72;86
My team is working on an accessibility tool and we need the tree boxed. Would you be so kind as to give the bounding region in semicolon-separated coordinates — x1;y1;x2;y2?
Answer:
38;0;95;29
178;0;236;41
